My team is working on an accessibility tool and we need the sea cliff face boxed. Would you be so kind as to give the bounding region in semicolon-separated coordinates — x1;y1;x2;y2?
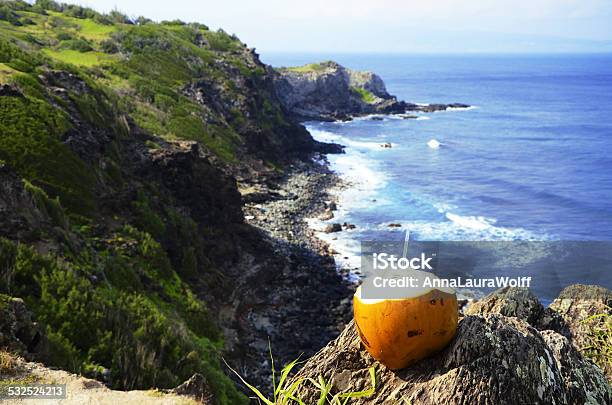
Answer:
274;61;404;120
273;60;470;120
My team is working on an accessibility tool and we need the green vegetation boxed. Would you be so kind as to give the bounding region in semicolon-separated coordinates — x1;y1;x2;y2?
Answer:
0;234;246;403
42;49;104;66
0;1;308;403
581;308;612;380
227;350;376;404
351;86;377;104
280;61;333;73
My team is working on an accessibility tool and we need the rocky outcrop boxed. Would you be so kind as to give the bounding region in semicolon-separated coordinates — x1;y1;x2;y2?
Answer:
0;294;48;361
0;164;46;241
292;286;611;404
549;284;612;378
273;61;469;121
171;373;215;404
273;61;400;121
147;140;243;226
464;286;568;334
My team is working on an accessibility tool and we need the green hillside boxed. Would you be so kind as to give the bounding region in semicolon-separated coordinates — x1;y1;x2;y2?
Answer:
0;1;318;403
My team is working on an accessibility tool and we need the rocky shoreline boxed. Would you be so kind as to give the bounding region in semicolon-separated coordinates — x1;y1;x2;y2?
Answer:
224;155;357;389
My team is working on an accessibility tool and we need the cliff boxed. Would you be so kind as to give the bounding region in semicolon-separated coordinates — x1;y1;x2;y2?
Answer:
0;2;346;403
274;60;469;121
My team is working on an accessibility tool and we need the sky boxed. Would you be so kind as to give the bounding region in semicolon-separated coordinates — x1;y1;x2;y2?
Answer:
64;0;612;53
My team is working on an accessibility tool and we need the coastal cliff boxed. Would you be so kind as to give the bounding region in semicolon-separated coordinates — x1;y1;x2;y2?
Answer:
0;2;348;403
1;2;610;405
273;60;469;120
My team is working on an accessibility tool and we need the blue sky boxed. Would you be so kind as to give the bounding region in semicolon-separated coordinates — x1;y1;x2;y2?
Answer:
67;0;612;53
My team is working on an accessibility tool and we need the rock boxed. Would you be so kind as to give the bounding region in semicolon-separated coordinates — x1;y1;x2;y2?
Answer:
148;141;243;226
380;142;392;148
548;284;612;376
273;61;405;121
342;222;356;230
464;286;569;337
0;294;48;361
388;223;402;227
171;373;216;404
0;164;49;241
327;202;337;211
464;287;545;327
323;223;342;233
319;210;334;220
542;330;611;404
0;83;24;98
370;116;384;121
292;316;611;404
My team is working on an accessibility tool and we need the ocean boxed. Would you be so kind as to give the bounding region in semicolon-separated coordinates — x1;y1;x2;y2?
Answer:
262;53;612;300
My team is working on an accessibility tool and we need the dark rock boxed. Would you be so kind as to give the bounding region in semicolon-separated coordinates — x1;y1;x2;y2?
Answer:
0;294;48;361
147;141;243;226
342;222;356;230
324;223;342;233
292;316;611;404
542;330;610;404
0;164;49;241
273;61;403;121
314;141;345;154
380;142;392;148
388;223;402;228
0;84;24;98
464;287;570;337
464;286;545;326
171;373;216;404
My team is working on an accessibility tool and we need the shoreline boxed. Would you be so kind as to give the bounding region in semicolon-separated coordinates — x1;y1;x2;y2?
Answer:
231;155;356;388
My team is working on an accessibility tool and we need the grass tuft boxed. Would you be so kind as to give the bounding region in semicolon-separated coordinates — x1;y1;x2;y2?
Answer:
226;350;376;405
0;351;16;375
351;86;376;104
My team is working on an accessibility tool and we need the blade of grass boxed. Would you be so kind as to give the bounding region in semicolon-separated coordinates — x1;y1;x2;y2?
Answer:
336;367;376;399
275;357;302;398
269;339;277;402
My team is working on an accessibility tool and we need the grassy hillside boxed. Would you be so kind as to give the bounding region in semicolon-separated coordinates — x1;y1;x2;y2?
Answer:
0;1;319;403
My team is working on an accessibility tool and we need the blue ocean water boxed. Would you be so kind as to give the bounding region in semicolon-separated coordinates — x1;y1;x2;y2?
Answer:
263;53;612;297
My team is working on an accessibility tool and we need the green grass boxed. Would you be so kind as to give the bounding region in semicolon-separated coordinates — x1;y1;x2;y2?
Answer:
42;49;106;66
73;18;116;41
226;349;376;404
351;86;377;104
0;61;16;81
280;61;332;73
44;11;116;41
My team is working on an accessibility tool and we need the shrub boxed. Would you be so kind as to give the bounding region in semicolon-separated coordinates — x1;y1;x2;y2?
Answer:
60;38;93;52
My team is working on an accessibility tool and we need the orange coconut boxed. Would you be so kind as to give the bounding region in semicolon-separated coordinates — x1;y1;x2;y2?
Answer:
353;271;458;370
